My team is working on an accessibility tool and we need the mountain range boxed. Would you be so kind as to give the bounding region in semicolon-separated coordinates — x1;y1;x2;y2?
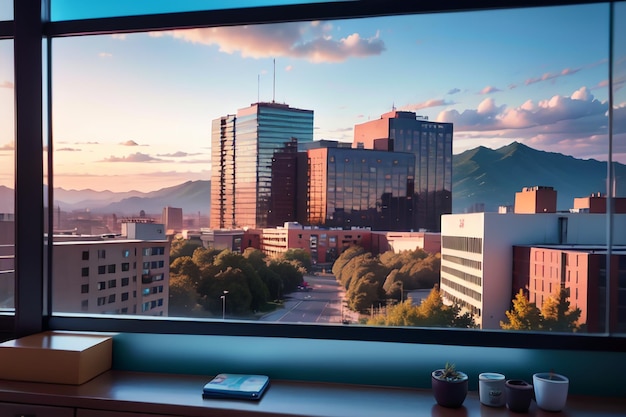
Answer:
0;142;623;216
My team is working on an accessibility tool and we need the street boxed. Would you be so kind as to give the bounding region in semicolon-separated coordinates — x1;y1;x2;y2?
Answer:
259;274;358;324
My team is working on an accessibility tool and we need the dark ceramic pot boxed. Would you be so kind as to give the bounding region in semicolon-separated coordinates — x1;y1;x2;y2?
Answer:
505;379;534;413
431;370;469;408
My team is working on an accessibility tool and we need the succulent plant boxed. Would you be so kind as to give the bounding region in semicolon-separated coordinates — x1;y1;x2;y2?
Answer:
434;362;466;381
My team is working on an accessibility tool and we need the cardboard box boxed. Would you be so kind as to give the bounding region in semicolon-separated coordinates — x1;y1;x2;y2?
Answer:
0;331;112;384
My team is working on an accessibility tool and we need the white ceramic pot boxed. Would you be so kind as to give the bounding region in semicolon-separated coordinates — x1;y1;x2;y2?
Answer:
478;372;506;407
533;372;569;411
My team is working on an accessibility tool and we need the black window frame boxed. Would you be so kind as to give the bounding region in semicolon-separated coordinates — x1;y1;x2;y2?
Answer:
4;0;625;352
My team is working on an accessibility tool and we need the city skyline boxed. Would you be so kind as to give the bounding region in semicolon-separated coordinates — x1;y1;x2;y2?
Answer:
1;3;624;192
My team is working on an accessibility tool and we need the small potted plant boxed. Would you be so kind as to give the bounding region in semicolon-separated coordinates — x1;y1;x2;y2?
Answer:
533;371;569;412
505;379;534;412
431;362;469;408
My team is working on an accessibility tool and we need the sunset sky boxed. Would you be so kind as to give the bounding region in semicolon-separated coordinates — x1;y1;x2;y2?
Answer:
1;2;625;192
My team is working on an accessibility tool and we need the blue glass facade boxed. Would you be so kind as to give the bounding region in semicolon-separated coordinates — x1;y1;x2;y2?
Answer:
211;102;313;229
308;146;416;231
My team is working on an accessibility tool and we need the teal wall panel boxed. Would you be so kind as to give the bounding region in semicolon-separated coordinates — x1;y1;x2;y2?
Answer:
111;333;626;397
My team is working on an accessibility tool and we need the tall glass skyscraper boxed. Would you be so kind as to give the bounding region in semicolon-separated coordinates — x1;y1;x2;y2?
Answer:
210;102;314;229
354;111;453;232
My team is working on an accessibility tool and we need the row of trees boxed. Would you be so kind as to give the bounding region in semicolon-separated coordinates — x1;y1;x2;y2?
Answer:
332;245;581;331
500;288;582;332
367;285;476;328
168;238;310;317
332;246;441;313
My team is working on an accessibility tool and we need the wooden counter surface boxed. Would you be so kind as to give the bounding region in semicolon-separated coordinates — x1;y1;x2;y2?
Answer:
0;371;624;417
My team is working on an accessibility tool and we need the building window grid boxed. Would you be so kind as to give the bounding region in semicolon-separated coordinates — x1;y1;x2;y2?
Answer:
441;265;482;286
441;277;482;302
441;236;483;254
442;254;482;271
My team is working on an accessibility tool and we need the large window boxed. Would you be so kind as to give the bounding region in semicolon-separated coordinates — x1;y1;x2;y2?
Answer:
0;40;13;313
0;0;11;21
7;0;626;350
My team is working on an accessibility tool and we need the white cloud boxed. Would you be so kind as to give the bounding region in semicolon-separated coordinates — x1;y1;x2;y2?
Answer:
438;86;623;161
156;151;203;157
478;86;501;95
438;87;606;132
402;99;454;112
101;152;163;163
0;81;13;89
98;52;113;58
151;22;385;63
525;67;581;85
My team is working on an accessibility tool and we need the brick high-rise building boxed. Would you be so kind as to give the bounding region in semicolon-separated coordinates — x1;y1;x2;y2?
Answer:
353;110;453;232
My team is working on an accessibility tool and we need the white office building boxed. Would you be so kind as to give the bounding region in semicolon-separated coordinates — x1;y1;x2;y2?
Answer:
440;212;625;329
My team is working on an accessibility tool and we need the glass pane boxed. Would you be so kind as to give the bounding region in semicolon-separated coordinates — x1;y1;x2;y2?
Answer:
0;40;14;312
51;0;348;21
50;4;622;335
611;1;626;334
0;0;12;21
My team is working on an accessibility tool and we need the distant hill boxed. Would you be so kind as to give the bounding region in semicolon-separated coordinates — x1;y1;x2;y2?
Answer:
51;180;211;216
1;143;624;217
97;180;211;216
452;142;626;212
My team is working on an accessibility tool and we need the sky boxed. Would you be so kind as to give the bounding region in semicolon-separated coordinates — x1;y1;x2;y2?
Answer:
1;2;626;192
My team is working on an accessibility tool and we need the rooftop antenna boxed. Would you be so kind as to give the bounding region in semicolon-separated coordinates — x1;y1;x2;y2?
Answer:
272;58;276;103
392;102;396;112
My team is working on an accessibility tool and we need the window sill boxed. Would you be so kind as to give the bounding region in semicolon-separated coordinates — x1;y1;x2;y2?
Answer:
0;370;624;417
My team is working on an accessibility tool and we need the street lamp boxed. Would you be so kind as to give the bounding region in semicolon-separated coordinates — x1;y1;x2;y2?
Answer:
220;290;229;320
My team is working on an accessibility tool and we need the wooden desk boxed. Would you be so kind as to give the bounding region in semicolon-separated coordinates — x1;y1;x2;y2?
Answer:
0;371;624;417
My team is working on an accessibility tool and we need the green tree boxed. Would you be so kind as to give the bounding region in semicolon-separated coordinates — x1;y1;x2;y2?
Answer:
243;248;285;301
168;273;199;317
368;300;421;326
382;269;404;298
194;250;269;315
332;246;366;280
268;259;304;294
406;253;440;289
196;266;252;316
347;274;382;312
243;248;267;270
541;287;582;332
282;248;312;272
416;285;458;327
169;256;200;285
214;250;269;312
345;255;388;312
500;290;542;330
367;286;476;328
192;247;222;273
169;238;202;263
